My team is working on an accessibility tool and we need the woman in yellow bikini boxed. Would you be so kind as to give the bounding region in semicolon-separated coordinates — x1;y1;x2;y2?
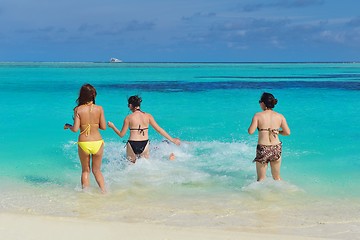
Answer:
107;95;180;163
64;84;107;193
248;92;290;181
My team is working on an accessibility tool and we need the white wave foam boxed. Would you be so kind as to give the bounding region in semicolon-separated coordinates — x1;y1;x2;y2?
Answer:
101;140;256;192
241;178;304;201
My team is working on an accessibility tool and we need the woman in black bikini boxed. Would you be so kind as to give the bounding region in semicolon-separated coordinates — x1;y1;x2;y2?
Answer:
248;92;290;181
107;95;181;163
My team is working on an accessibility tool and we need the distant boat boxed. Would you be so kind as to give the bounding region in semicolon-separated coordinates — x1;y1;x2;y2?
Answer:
110;58;122;63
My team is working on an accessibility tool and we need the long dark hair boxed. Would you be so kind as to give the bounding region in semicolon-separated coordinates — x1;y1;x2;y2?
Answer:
260;92;278;109
76;84;97;106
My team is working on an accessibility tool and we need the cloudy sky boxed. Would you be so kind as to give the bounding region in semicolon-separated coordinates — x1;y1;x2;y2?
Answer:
0;0;359;62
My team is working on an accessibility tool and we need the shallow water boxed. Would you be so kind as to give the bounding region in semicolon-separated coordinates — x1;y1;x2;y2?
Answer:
0;62;359;239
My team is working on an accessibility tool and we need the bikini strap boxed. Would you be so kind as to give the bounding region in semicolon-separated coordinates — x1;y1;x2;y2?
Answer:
269;129;279;142
80;124;91;136
137;125;148;136
79;103;94;136
134;108;145;113
258;128;279;142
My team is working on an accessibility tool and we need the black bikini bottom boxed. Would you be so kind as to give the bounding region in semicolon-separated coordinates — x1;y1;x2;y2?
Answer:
128;140;149;155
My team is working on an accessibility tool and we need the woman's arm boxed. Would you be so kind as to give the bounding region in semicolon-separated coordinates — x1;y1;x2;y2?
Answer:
149;114;180;145
98;106;107;130
279;115;290;136
64;108;80;132
248;114;258;135
108;117;129;138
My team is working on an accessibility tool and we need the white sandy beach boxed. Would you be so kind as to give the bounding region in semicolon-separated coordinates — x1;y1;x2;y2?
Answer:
0;213;333;240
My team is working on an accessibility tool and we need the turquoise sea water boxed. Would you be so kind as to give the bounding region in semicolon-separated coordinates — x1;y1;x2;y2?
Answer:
0;62;359;238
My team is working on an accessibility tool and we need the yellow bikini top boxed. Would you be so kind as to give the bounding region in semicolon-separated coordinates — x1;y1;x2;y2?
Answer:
80;124;91;136
79;103;94;136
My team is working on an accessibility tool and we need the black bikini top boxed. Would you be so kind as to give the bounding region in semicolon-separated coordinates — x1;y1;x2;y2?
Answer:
129;109;148;136
130;125;148;136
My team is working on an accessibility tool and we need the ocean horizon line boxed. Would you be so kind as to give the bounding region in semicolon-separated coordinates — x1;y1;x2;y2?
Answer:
0;60;359;64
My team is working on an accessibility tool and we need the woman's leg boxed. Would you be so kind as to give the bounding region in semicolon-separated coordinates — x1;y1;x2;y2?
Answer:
270;158;282;180
126;142;137;163
92;143;106;193
256;162;268;181
78;146;91;189
140;141;150;159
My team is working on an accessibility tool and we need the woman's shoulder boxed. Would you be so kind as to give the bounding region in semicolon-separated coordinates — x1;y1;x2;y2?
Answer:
254;111;265;117
76;104;103;114
93;104;103;111
273;111;284;118
74;105;84;112
145;112;154;119
134;110;152;117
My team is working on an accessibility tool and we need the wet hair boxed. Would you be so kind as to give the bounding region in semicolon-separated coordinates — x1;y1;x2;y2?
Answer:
76;84;97;106
259;92;278;109
128;95;142;108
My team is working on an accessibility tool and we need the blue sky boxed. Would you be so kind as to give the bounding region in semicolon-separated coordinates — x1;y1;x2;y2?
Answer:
0;0;360;62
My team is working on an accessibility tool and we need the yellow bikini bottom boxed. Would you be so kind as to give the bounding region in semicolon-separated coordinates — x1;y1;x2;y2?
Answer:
77;140;104;155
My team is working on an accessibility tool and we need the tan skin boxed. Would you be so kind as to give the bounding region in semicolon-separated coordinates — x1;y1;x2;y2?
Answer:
248;102;290;181
64;101;107;193
107;104;180;163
